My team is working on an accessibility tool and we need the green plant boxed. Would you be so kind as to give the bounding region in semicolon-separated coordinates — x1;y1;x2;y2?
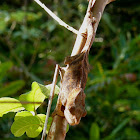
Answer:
0;82;60;138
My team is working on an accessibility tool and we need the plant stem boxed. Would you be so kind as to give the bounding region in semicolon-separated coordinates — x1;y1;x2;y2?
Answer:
41;64;59;140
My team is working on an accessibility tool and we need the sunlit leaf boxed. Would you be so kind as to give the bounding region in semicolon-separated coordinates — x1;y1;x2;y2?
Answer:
11;116;42;138
19;82;59;111
0;97;24;117
37;114;52;133
14;111;33;121
19;82;46;111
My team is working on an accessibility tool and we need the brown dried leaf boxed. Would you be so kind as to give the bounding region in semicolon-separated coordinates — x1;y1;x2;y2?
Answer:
60;51;89;106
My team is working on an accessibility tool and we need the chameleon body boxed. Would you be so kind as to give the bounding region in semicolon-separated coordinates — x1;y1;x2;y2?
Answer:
52;51;89;125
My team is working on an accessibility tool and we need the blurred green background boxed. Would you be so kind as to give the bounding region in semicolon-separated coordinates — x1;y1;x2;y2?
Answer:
0;0;140;139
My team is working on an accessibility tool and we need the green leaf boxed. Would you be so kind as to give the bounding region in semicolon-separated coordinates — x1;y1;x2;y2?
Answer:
19;82;46;111
14;111;33;121
66;124;69;133
44;84;60;97
37;114;46;126
19;82;59;111
11;116;42;138
0;97;24;117
0;80;25;97
37;114;52;133
90;123;100;140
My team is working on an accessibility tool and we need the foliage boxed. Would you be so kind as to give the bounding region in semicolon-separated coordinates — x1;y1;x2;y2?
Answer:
0;0;140;139
0;81;59;138
0;97;24;117
11;114;43;138
19;82;59;111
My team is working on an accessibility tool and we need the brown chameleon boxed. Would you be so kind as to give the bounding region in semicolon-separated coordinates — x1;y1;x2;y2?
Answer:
52;51;89;125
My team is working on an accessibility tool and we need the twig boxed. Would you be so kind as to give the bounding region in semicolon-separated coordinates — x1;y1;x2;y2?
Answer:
34;0;78;35
41;64;59;140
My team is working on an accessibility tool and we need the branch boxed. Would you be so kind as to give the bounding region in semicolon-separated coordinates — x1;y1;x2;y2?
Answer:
41;64;59;140
46;115;67;140
71;0;111;56
34;0;78;35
